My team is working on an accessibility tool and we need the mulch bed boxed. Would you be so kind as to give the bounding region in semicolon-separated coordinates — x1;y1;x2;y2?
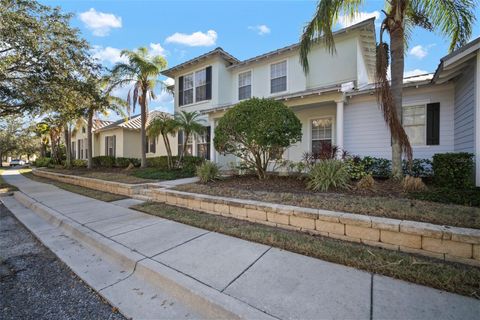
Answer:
207;174;405;198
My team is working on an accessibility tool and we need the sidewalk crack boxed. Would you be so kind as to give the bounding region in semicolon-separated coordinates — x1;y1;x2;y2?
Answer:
221;246;272;293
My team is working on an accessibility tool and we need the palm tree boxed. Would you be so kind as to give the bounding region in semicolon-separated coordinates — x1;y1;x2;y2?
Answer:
107;47;168;168
38;115;64;164
147;113;178;169
175;111;205;165
299;0;475;179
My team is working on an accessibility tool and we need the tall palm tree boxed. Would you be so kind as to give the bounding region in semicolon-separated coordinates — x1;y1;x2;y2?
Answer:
107;47;168;168
299;0;475;179
147;113;178;169
175;111;205;165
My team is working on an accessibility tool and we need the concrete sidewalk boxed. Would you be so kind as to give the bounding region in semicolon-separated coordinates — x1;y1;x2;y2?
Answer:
2;169;479;319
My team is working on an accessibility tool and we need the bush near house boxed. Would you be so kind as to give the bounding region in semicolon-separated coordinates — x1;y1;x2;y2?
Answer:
72;159;87;168
115;157;141;168
33;157;52;167
432;152;474;188
214;98;302;180
92;156;116;168
307;160;350;192
146;156;204;173
196;161;221;183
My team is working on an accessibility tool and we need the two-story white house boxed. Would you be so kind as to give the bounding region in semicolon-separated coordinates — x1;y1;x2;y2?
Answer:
162;18;480;186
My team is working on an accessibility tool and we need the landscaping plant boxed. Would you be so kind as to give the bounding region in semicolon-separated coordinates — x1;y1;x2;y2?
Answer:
147;113;178;169
432;152;474;188
307;160;350;192
356;174;375;190
196;161;221;183
214;98;302;179
402;175;427;193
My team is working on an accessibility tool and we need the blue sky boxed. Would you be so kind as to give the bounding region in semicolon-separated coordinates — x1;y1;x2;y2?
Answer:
42;0;480;115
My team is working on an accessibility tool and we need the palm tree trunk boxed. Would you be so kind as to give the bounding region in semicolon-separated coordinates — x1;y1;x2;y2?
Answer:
162;134;172;169
140;93;148;168
87;112;93;169
64;124;71;168
389;20;405;179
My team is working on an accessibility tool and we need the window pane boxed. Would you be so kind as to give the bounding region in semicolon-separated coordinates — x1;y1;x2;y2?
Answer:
271;61;286;79
196;85;206;102
239;85;251;100
271;76;286;93
184;73;193;89
195;69;206;87
183;88;193;105
239;71;251;87
403;105;426;145
405;126;426;145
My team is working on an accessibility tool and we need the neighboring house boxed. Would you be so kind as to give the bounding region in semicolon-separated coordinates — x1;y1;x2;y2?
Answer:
162;18;479;186
93;110;178;159
70;119;112;160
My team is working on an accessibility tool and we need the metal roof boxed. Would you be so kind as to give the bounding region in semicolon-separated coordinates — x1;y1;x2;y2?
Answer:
96;110;172;132
161;47;239;78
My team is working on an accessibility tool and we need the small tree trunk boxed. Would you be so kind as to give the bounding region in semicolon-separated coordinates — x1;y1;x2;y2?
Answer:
162;134;172;169
140;95;148;168
389;20;405;180
64;124;71;168
87;112;93;169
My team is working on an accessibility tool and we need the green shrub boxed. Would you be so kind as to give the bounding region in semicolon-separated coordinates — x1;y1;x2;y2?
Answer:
363;157;391;178
410;187;480;207
214;98;302;179
307;160;350;192
72;159;87;168
34;157;52;167
403;158;433;177
116;157;141;168
92;156;116;168
432;153;474;188
196;161;221;183
146;156;204;172
345;156;367;180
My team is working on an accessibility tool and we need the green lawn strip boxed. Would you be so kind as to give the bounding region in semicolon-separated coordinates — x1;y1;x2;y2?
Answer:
0;168;19;194
132;201;480;299
20;169;126;202
175;184;480;229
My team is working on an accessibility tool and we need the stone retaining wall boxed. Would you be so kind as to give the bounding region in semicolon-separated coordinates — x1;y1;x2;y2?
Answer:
34;169;480;266
33;169;147;197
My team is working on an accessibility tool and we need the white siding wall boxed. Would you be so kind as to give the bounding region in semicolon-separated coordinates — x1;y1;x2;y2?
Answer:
344;84;455;159
454;60;476;152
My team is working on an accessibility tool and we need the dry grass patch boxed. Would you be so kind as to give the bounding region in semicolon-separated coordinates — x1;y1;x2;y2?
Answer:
20;169;126;202
175;179;480;229
132;201;480;299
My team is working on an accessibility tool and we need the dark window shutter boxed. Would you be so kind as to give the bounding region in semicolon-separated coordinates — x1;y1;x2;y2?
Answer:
113;135;116;156
206;66;212;100
178;76;184;106
104;137;108;155
426;103;440;145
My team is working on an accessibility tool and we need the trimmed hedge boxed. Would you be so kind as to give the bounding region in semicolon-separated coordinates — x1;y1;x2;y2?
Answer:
410;187;480;207
34;157;52;167
116;157;141;168
92;156;141;168
146;156;204;173
72;159;87;168
432;152;474;188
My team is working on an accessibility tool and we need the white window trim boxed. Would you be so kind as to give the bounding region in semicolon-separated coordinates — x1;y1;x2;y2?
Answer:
269;59;288;96
238;69;253;101
308;116;335;153
179;65;212;107
402;103;428;147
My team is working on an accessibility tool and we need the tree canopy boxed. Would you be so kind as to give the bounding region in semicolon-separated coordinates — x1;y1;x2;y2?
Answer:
0;0;100;117
214;98;302;179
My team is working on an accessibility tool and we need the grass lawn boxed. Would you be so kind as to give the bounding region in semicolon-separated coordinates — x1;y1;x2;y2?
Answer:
42;167;195;184
132;201;480;299
20;169;126;202
175;175;480;229
0;168;18;195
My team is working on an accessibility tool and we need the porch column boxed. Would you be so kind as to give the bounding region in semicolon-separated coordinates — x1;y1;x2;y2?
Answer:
210;120;216;162
335;99;344;157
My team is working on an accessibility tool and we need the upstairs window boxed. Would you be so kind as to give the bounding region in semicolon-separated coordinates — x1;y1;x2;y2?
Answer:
238;71;252;100
270;60;287;93
183;73;194;105
179;66;212;106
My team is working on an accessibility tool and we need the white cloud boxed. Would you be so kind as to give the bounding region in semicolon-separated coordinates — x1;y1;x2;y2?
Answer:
79;8;122;37
338;11;380;28
409;45;428;59
404;69;429;77
248;24;271;35
91;46;128;65
154;91;174;104
164;77;174;86
165;30;217;47
149;43;167;57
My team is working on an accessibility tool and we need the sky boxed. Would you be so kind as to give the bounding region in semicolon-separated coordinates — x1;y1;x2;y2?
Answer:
41;0;480;116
